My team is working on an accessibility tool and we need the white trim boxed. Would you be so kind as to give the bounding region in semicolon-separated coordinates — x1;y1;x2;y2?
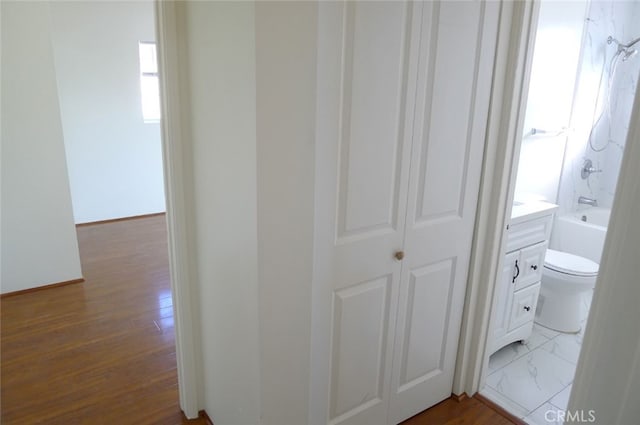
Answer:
453;0;540;396
155;1;201;418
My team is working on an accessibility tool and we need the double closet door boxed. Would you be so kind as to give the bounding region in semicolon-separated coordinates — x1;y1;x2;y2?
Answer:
312;1;500;424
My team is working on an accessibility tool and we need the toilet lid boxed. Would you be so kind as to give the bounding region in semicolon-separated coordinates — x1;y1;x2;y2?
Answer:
544;249;599;277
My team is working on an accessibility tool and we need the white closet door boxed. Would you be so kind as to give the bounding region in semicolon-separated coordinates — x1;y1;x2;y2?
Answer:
313;1;499;424
314;2;422;424
388;2;499;423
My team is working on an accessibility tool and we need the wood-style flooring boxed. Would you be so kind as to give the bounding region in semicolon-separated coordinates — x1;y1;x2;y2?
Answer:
1;215;205;424
402;395;520;425
1;214;516;425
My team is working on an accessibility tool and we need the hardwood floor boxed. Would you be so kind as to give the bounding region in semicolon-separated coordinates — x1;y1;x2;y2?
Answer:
1;215;205;424
1;214;516;425
401;395;520;425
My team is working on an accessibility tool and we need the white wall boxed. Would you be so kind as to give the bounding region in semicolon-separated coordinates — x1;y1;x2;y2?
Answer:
1;1;82;293
179;2;261;424
514;0;588;203
173;2;319;423
255;3;317;425
50;1;165;224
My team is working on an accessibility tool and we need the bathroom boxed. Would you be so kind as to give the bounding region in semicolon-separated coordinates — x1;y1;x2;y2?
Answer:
480;0;640;423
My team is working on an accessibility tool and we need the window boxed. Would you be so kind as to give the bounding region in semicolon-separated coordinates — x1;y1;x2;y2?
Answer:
138;42;160;122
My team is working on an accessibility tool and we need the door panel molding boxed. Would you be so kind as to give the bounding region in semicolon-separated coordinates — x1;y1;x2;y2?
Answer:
329;276;391;423
336;1;412;241
397;258;456;391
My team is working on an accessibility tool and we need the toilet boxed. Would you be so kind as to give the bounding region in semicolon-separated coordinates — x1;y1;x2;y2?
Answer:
535;249;599;333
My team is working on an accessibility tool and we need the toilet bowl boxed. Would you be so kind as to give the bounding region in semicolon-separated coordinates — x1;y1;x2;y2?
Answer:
535;249;599;333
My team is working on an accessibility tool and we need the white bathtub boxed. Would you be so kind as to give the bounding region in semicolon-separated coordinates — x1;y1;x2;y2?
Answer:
549;207;610;264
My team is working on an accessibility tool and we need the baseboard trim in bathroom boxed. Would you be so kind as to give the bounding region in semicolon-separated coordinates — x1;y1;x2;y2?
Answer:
475;393;528;425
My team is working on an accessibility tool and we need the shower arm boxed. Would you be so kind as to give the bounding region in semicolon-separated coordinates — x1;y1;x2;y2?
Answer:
624;36;640;49
608;35;640;50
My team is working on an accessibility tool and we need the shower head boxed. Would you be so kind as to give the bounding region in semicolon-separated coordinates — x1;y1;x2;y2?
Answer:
608;35;640;61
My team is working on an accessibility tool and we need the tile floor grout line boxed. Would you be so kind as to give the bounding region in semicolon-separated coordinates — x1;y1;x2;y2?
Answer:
486;339;578;420
524;383;569;419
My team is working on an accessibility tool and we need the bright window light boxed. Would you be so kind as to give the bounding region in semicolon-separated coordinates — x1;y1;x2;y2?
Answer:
138;42;160;123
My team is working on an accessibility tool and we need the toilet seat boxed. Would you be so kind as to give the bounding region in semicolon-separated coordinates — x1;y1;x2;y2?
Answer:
544;249;599;277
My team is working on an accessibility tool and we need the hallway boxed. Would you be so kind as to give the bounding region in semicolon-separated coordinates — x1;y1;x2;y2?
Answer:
1;214;518;425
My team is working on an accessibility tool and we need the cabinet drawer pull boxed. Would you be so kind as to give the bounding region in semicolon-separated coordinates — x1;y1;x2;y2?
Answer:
523;305;531;312
531;264;538;271
512;260;520;283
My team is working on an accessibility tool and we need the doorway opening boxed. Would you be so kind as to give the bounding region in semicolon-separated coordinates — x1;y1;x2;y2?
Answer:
479;1;640;423
50;0;181;418
0;1;187;422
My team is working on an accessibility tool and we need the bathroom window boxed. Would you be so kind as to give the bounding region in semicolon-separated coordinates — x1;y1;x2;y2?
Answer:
138;42;160;123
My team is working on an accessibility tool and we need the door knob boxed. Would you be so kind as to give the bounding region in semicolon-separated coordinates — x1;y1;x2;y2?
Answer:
394;251;405;261
531;265;538;270
524;306;531;312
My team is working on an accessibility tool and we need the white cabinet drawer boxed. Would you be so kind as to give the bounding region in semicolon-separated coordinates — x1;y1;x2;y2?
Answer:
506;214;553;252
509;282;540;331
493;251;519;342
515;242;547;291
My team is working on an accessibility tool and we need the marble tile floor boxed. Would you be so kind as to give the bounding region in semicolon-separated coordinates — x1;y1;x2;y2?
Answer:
481;290;593;425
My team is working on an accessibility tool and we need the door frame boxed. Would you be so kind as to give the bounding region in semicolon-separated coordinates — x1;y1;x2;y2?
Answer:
455;0;640;412
452;0;540;396
154;1;200;419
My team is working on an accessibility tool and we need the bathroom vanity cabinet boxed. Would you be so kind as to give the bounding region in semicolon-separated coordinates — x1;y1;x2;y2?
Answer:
491;201;558;354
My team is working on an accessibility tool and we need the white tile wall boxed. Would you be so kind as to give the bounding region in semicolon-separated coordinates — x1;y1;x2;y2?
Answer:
558;0;640;213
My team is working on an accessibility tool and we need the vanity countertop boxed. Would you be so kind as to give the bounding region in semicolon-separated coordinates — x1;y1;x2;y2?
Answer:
510;200;559;226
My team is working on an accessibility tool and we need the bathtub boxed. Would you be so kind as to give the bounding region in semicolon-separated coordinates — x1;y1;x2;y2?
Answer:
549;207;610;264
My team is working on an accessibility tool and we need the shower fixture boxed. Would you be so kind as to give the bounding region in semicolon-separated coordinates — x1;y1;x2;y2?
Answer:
587;34;640;153
607;35;640;61
578;196;598;207
581;159;602;179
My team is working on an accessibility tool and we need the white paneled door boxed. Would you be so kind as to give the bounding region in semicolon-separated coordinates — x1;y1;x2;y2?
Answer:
313;1;499;424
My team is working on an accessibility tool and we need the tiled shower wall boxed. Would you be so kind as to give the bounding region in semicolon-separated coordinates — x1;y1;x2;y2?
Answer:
558;0;640;214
